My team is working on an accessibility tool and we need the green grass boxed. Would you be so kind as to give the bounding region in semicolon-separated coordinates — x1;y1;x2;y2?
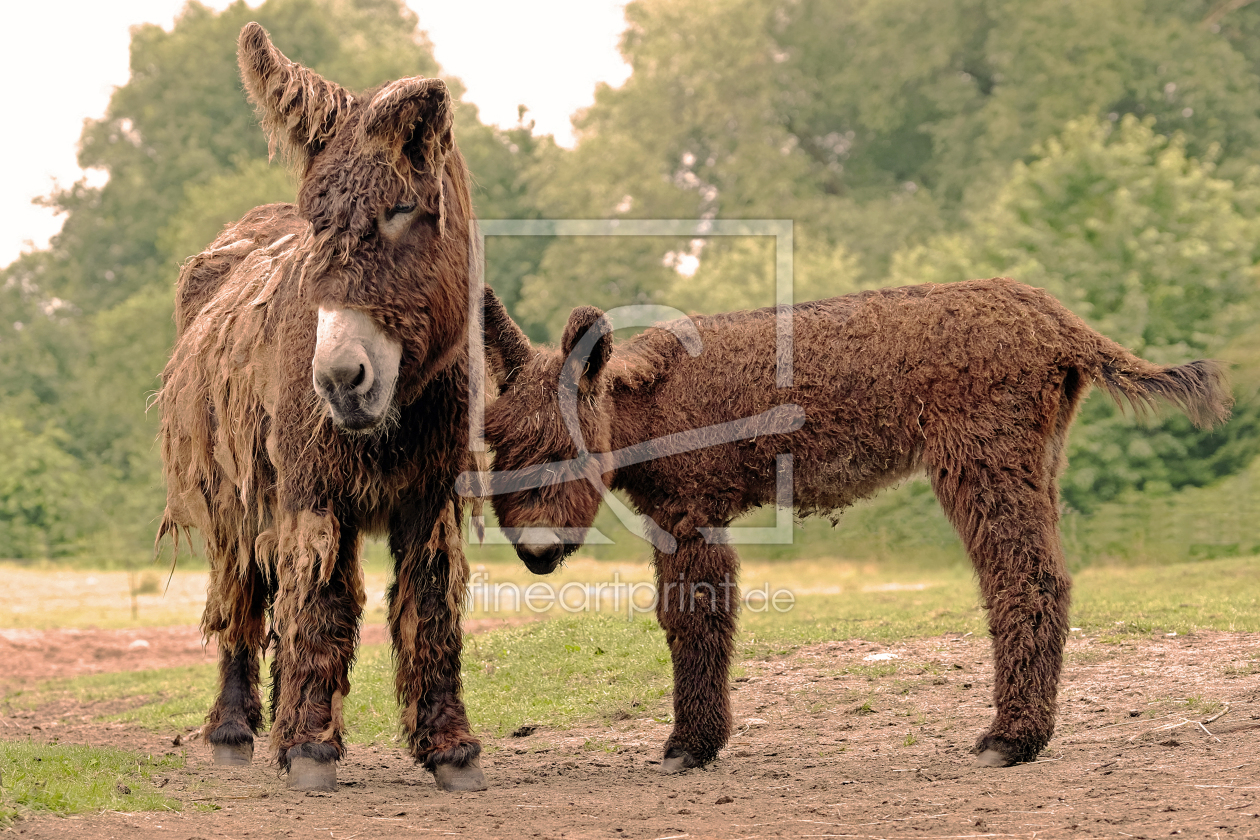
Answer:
0;742;182;824
348;615;676;742
8;616;676;743
5;665;217;733
12;555;1258;747
1;554;1255;823
1070;558;1260;638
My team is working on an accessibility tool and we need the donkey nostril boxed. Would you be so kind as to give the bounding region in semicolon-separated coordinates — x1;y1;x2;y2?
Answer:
315;357;372;397
315;370;336;395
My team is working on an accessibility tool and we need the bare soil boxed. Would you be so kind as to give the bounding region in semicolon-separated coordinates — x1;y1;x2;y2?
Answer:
4;627;1260;839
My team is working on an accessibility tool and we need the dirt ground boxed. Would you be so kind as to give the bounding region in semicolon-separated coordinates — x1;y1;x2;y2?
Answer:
3;626;1260;839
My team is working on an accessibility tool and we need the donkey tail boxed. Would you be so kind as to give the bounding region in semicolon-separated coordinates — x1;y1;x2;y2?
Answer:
1093;354;1232;430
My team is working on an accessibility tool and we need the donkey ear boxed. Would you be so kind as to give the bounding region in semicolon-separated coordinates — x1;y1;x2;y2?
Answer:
238;22;355;174
561;306;613;392
482;287;531;394
358;77;454;176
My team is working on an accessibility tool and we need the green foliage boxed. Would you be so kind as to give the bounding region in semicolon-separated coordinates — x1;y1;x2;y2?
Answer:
0;415;94;558
512;0;1260;341
891;115;1260;507
157;158;298;263
0;0;545;561
4;0;1260;559
1062;450;1260;565
894;116;1260;358
659;234;864;316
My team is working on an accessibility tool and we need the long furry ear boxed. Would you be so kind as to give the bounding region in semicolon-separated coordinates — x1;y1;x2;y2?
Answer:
561;306;613;392
358;77;454;176
238;22;355;174
483;286;531;393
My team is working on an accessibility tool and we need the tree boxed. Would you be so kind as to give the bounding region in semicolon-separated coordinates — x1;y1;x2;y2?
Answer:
509;0;1260;340
0;415;95;558
890;115;1260;508
0;0;545;559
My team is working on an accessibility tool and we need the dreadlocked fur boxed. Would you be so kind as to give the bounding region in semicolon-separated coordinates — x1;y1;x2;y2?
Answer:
478;278;1232;773
156;22;484;792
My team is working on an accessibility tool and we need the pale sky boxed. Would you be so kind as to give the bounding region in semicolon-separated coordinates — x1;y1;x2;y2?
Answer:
0;0;631;269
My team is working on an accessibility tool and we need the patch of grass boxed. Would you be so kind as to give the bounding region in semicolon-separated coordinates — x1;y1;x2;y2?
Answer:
737;555;1260;650
581;737;620;753
17;615;675;744
843;663;900;680
1181;696;1224;716
1221;661;1258;677
7;665;217;734
1071;557;1260;638
456;615;673;737
343;615;676;742
0;742;182;824
14;556;1259;752
740;568;987;654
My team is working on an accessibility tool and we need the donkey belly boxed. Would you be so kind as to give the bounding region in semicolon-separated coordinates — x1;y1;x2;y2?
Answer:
617;427;923;530
791;434;925;516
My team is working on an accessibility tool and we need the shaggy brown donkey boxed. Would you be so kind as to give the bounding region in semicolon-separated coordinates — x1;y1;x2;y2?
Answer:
474;279;1230;772
158;23;485;792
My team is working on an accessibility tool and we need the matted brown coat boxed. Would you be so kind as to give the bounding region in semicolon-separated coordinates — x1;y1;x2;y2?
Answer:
157;22;484;792
477;279;1231;773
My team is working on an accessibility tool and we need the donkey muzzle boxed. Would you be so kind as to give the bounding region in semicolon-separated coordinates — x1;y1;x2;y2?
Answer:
507;526;574;574
312;307;402;431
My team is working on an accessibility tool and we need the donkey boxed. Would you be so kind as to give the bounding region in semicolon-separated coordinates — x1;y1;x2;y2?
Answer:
473;279;1231;772
158;23;485;791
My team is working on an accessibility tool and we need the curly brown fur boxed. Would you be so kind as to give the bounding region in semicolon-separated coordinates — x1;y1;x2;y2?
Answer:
158;24;481;781
480;278;1231;770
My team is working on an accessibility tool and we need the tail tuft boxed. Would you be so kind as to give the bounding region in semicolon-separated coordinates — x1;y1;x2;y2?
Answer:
1098;359;1232;430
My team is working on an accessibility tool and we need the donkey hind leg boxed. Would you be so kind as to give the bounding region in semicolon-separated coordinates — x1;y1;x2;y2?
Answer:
204;559;269;766
389;501;484;792
655;536;740;773
931;448;1072;767
270;515;364;791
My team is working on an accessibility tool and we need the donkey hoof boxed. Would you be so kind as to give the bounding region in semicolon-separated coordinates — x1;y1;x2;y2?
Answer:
975;748;1015;767
432;758;487;792
287;757;337;791
659;752;699;775
212;742;254;766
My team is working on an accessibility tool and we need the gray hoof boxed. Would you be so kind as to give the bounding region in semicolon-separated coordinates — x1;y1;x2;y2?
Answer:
212;742;254;766
432;758;487;791
287;756;337;791
659;752;697;774
975;748;1014;767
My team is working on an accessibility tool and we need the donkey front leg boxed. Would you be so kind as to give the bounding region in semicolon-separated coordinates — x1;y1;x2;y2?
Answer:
269;514;364;791
389;500;485;792
655;536;740;773
932;459;1072;766
203;557;270;766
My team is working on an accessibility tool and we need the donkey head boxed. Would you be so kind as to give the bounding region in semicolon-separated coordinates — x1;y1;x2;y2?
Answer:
482;291;615;574
238;22;470;431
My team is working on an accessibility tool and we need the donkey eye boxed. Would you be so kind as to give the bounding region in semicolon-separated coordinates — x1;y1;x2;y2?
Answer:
387;202;417;218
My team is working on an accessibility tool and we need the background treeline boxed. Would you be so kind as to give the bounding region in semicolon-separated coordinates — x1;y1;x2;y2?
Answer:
3;0;1259;567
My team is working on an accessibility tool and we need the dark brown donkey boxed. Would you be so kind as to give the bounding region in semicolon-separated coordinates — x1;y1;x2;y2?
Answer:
158;23;484;791
473;279;1230;772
